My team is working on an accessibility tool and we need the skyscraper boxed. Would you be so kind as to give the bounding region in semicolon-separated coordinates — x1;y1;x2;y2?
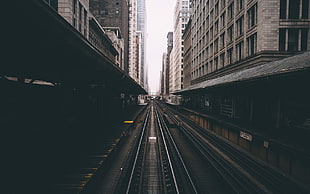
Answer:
89;0;129;73
137;0;147;88
170;0;192;94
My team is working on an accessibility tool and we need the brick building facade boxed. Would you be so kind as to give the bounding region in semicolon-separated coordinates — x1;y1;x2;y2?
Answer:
89;0;130;73
189;0;310;85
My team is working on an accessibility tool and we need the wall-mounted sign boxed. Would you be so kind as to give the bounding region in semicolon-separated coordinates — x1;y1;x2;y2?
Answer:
240;131;253;141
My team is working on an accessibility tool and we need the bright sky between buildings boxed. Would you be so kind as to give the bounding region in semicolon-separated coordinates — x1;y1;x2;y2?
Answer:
146;0;176;94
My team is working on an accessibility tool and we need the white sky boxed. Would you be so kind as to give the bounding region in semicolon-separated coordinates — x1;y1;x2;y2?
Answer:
146;0;176;94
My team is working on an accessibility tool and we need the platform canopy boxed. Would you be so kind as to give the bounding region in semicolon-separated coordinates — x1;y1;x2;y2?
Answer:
174;51;310;95
1;0;146;95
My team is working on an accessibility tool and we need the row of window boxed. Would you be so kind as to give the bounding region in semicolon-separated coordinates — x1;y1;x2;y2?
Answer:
191;32;257;79
189;0;309;81
194;0;309;22
191;1;259;77
193;0;249;26
192;2;257;51
280;0;309;19
192;12;257;68
279;28;308;52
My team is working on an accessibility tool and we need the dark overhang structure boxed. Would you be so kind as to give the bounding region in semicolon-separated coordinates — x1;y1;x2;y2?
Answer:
1;0;146;95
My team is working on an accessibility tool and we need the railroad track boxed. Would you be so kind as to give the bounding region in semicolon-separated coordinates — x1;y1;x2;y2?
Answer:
122;102;197;194
158;101;310;194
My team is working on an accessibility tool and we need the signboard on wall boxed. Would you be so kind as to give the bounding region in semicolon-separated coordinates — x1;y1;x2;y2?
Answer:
240;131;253;141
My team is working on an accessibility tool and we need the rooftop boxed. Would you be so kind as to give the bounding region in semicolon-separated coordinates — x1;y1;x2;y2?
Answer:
174;51;310;94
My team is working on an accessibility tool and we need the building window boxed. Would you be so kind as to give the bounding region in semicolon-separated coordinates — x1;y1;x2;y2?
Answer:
73;0;77;27
289;0;300;19
214;38;219;52
220;12;226;29
214;57;218;70
301;29;308;50
228;25;234;43
287;28;299;51
79;3;82;32
236;41;243;61
220;32;225;49
280;0;287;19
247;3;257;29
220;53;225;68
228;2;234;19
84;10;87;36
237;0;243;11
236;16;244;36
279;28;308;51
280;0;309;19
279;28;286;51
44;0;58;10
215;20;219;35
215;2;219;17
302;0;309;19
288;29;299;51
227;48;233;64
247;33;257;56
210;60;213;72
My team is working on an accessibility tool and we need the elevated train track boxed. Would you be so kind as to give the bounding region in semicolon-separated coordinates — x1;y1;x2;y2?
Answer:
158;101;310;193
118;102;197;193
82;100;310;193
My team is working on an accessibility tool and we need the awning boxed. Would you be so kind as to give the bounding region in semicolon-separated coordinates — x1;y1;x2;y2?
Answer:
174;51;310;94
1;0;146;95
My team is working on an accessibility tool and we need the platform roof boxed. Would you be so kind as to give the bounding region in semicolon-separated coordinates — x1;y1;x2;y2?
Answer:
174;51;310;95
1;0;146;95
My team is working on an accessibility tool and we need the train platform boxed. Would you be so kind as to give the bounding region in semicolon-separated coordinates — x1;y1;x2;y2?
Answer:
177;105;310;152
167;103;310;186
81;104;148;193
3;100;146;194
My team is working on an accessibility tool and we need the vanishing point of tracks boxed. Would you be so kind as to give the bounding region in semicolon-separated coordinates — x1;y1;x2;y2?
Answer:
124;101;197;194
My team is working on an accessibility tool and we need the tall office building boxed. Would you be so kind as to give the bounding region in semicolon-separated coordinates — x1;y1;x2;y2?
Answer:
137;0;147;89
170;0;192;94
128;0;139;82
163;32;173;97
89;0;146;88
89;0;129;72
183;18;192;88
160;53;166;96
189;0;310;85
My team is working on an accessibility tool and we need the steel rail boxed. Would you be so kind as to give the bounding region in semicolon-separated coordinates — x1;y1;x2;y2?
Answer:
125;106;150;194
154;104;180;194
160;103;269;193
155;102;198;194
